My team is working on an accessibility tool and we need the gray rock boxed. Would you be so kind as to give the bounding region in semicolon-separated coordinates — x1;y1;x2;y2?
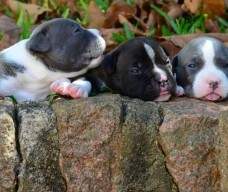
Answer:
1;94;228;192
0;98;18;192
17;102;66;192
52;95;175;192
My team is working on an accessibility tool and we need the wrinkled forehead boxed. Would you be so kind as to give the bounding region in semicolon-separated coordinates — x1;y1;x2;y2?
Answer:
143;42;170;66
31;19;80;37
179;38;227;63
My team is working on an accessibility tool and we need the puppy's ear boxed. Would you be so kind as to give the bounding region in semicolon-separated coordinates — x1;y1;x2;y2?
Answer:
172;55;179;74
27;30;50;53
102;50;119;75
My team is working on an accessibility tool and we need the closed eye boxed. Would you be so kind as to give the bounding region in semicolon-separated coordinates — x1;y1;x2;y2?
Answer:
73;27;82;34
188;63;196;68
130;67;142;75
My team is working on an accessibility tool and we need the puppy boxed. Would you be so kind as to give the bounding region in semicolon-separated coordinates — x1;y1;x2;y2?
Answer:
0;18;106;102
172;37;228;101
86;37;183;101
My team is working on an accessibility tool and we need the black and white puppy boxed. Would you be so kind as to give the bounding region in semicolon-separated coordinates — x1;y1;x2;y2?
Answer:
0;18;106;102
173;36;228;101
86;37;183;101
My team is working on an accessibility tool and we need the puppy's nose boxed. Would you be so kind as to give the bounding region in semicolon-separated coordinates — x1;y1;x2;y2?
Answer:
209;81;219;90
160;80;169;88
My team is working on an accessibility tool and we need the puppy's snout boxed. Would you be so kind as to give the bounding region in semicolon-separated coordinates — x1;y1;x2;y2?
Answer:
160;80;169;88
209;81;220;90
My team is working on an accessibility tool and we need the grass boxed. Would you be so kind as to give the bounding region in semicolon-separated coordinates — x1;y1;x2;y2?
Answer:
151;4;206;36
0;32;4;40
95;0;109;13
16;9;34;39
112;22;135;44
217;16;228;33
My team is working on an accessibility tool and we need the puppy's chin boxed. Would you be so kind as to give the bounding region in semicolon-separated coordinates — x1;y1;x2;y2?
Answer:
88;55;103;69
199;93;223;102
154;94;171;102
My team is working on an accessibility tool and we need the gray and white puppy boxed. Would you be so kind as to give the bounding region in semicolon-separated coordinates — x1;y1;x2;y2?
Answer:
173;37;228;101
86;37;183;101
0;18;106;102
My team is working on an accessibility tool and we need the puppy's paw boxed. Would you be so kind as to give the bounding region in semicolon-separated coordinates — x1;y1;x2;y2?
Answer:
67;79;92;99
50;78;71;95
66;84;88;99
176;85;185;96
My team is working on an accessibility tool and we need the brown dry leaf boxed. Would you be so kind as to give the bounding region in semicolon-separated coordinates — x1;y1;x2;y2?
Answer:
0;15;20;50
167;3;184;19
100;28;122;51
159;40;181;58
202;0;225;17
4;0;50;22
225;0;228;9
59;0;77;12
88;1;106;28
158;33;228;48
158;33;228;57
104;0;136;28
182;0;202;14
118;14;145;35
205;19;220;33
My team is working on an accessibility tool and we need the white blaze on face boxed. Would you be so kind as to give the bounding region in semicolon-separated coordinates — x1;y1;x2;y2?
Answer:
144;43;171;101
143;43;167;81
192;40;228;99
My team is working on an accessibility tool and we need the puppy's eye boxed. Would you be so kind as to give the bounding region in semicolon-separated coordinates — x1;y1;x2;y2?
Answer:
130;67;141;75
165;59;170;65
73;27;81;34
188;63;196;68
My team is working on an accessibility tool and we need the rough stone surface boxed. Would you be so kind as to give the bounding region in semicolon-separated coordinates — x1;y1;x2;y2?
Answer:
0;98;18;192
17;102;66;192
1;94;228;192
119;99;174;192
53;95;174;192
159;98;228;192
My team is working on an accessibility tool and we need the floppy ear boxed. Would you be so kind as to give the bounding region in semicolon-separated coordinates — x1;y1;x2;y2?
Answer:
27;30;50;53
102;50;119;75
171;55;179;74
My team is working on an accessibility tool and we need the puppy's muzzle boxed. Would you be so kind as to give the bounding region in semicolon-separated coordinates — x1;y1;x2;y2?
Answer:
85;29;106;60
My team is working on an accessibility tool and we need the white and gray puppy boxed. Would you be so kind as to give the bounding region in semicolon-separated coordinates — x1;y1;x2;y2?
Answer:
173;37;228;101
0;18;106;102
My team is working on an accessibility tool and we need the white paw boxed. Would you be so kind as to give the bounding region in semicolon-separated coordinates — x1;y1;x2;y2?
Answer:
176;85;185;96
68;79;92;99
66;84;89;98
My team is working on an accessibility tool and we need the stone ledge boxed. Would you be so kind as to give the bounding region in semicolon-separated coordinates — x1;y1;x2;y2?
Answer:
0;94;228;192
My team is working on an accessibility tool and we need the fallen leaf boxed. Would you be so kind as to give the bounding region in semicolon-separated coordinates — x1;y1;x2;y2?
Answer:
100;28;122;51
202;0;225;17
0;15;20;50
182;0;202;14
205;19;220;32
118;14;145;35
88;1;106;28
167;3;184;19
4;0;50;22
104;0;136;28
158;33;228;57
157;33;228;53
